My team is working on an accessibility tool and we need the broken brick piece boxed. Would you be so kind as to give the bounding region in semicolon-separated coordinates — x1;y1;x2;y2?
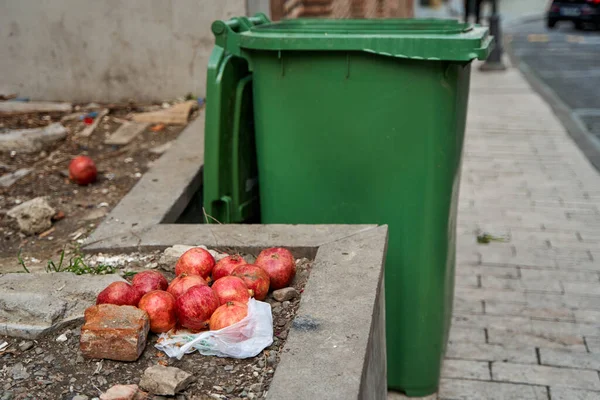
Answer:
100;384;147;400
80;304;149;362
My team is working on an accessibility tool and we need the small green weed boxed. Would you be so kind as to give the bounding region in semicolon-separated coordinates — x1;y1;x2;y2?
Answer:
18;247;117;275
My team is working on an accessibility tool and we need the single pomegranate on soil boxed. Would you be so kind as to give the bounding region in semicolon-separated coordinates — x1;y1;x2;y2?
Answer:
176;285;220;331
175;248;215;280
138;290;177;333
232;264;270;301
210;301;248;331
96;281;143;306
69;155;97;185
212;255;247;281
167;274;208;299
255;247;296;290
212;276;252;304
132;270;168;295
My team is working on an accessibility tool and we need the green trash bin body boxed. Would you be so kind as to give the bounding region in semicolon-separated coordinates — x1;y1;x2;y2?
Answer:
204;15;491;396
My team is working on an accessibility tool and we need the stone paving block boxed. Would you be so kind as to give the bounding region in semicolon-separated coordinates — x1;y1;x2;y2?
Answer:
481;275;563;293
456;264;520;279
520;267;600;283
452;313;534;331
550;387;600;400
455;286;527;303
485;301;575;322
80;304;150;362
446;341;537;364
532;319;600;337
540;348;600;370
575;309;600;324
492;362;600;390
453;297;484;314
441;359;490;380
487;328;587;351
454;274;479;289
586;336;600;353
562;281;600;296
448;326;486;344
438;379;548;400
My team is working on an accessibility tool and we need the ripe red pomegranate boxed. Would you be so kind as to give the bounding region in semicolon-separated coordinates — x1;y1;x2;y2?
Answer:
175;285;220;331
212;276;252;304
210;301;248;331
255;247;296;290
138;290;177;333
69;156;97;185
132;270;168;295
175;248;215;280
96;281;143;306
232;264;270;301
167;274;208;299
212;255;246;281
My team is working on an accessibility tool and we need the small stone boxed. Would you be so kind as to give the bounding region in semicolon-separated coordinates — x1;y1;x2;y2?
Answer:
97;376;108;386
56;333;68;342
225;385;235;394
73;395;89;400
205;367;216;375
18;341;34;352
7;196;56;235
272;306;282;315
240;391;248;398
282;301;290;309
266;352;277;367
252;371;258;377
257;360;265;368
34;347;43;355
247;394;256;400
276;330;287;340
224;365;233;371
99;384;140;400
11;363;30;380
276;319;286;327
70;377;77;383
80;304;149;362
213;386;223;391
1;392;14;400
272;287;298;302
76;354;85;363
249;383;261;392
43;355;55;363
139;365;193;396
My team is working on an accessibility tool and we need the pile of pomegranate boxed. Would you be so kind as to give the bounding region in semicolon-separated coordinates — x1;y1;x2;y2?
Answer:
95;247;296;334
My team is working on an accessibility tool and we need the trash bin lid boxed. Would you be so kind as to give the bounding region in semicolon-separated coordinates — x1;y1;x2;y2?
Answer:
212;16;492;61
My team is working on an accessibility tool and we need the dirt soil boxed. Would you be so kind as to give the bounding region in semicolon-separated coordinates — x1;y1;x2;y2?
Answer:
0;103;199;268
0;257;312;400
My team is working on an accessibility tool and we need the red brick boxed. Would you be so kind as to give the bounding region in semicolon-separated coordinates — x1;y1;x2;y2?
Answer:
100;384;147;400
80;304;149;362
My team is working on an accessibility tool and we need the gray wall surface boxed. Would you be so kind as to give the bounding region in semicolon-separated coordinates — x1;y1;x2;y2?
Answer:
0;0;269;103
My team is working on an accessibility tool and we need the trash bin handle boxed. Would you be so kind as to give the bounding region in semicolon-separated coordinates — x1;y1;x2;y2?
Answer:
211;14;271;57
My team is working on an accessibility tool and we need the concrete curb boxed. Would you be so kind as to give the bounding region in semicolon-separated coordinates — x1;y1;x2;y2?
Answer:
505;32;600;172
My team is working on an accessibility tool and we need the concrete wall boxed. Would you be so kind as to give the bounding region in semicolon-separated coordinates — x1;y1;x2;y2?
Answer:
0;0;268;103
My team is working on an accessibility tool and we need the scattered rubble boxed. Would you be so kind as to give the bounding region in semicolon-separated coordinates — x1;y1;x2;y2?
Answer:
148;141;173;155
0;123;67;153
7;196;56;235
105;122;149;145
139;365;193;396
77;108;109;137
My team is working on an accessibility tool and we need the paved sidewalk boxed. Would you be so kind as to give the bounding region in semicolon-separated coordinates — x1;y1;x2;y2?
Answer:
390;63;600;399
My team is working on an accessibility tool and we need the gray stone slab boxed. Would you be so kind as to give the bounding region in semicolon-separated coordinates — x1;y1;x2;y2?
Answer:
446;342;537;364
550;387;600;400
0;123;67;153
540;348;600;370
492;362;600;390
104;122;149;145
267;226;387;400
438;379;548;400
441;359;490;380
0;272;125;339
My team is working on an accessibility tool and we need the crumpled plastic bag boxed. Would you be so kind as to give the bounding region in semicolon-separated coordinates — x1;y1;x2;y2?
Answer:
155;298;273;359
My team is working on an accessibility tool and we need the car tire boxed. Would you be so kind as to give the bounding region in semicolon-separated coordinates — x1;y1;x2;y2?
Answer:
547;19;557;29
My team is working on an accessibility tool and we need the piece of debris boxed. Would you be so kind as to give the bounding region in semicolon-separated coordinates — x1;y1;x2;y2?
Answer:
0;341;9;351
83;208;108;221
150;123;165;132
132;100;196;125
272;287;299;302
52;210;66;221
139;365;194;396
105;122;149;145
0;101;72;115
78;108;109;137
18;340;34;351
0;123;67;153
38;226;56;238
0;168;32;188
149;141;173;155
80;304;150;362
0;93;18;101
7;196;56;235
60;111;86;122
11;362;30;380
56;332;68;342
100;384;145;400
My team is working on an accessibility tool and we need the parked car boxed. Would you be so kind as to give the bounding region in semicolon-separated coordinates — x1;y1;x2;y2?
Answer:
547;0;600;29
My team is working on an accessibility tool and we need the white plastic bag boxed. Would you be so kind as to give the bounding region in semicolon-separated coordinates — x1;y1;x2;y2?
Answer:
155;298;273;359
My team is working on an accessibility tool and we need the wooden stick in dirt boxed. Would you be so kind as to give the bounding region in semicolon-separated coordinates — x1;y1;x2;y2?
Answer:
77;108;109;138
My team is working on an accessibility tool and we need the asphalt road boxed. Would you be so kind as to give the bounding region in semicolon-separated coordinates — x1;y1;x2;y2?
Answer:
508;19;600;165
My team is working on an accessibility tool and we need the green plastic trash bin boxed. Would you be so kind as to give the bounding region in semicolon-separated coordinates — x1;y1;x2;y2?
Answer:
203;14;491;396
